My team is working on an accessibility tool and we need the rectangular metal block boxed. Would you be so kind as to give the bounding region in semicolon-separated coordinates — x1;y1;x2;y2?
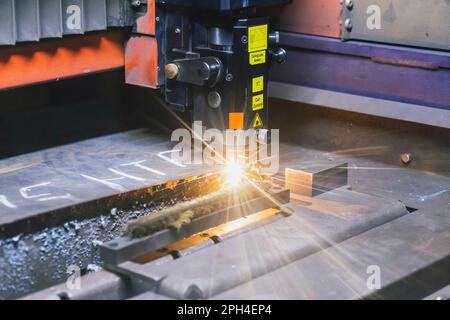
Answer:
15;0;40;42
342;0;450;51
125;35;159;88
0;0;16;45
285;160;348;197
276;0;342;38
39;0;63;39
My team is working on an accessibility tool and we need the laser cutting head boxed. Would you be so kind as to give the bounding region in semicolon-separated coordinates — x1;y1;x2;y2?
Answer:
155;0;288;131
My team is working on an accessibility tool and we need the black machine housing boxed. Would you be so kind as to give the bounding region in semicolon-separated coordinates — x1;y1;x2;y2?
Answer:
155;0;290;131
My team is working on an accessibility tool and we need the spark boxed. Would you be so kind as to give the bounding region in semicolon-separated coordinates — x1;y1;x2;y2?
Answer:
225;161;245;187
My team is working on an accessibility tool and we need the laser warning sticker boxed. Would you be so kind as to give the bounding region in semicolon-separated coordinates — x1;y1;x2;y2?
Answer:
252;113;264;129
252;94;264;111
248;25;268;53
252;76;264;93
249;51;266;65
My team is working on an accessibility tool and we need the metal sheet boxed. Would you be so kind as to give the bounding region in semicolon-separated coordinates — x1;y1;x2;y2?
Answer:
342;0;450;51
425;285;450;300
100;188;290;266
116;190;408;299
21;270;129;300
215;208;450;299
0;129;215;237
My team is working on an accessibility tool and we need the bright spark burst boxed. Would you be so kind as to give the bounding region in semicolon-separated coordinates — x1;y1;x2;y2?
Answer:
225;162;245;187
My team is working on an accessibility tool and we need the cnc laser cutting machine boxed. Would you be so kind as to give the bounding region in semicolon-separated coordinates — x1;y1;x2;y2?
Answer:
0;0;449;301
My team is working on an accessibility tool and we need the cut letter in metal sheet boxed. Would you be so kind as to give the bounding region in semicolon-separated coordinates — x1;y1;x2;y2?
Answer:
215;208;450;300
342;0;450;51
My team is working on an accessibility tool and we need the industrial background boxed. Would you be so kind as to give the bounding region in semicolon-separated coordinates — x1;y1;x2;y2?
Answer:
0;0;449;300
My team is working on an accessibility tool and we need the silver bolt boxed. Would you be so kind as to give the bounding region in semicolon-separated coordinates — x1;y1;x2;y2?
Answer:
344;18;353;31
226;74;233;82
131;0;141;7
345;0;353;9
241;35;248;44
175;28;181;34
155;16;160;22
401;153;413;165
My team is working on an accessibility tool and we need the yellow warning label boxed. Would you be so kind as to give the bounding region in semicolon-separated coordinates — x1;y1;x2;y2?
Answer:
252;76;264;93
248;25;268;53
252;94;264;111
249;51;266;65
252;113;264;129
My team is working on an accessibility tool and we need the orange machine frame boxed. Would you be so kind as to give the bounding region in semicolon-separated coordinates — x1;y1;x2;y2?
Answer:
0;30;126;91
